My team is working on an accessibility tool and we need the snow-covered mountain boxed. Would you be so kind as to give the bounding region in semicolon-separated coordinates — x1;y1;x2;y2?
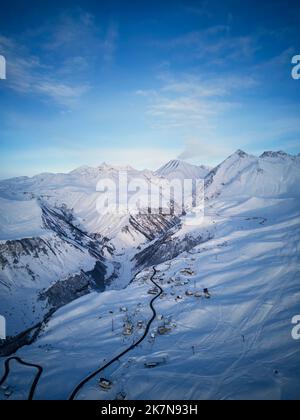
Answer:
0;150;300;400
205;150;300;200
156;160;211;180
0;163;176;242
0;163;180;340
12;193;299;400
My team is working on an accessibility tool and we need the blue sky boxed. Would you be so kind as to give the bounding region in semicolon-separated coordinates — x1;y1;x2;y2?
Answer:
0;0;300;178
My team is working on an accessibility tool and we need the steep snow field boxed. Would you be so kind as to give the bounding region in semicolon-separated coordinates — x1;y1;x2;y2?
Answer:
205;150;300;200
1;194;299;400
0;198;44;241
0;235;96;336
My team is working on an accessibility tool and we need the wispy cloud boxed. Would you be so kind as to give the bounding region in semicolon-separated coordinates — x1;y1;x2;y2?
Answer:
160;74;257;96
42;9;118;64
35;82;89;106
102;22;119;63
185;1;212;18
0;9;119;107
253;46;295;79
151;25;260;63
137;72;257;131
0;35;89;107
178;138;232;162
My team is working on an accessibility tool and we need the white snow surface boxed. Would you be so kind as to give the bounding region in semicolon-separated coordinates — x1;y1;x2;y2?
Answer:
0;198;44;241
156;159;211;180
0;164;167;245
0;234;96;336
205;150;300;200
0;151;300;400
1;194;299;400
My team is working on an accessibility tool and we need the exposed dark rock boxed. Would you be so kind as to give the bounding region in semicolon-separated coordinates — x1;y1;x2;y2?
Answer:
39;271;92;308
129;214;180;241
0;260;108;357
86;261;107;291
40;201;106;261
0;310;55;357
134;232;213;268
0;238;53;268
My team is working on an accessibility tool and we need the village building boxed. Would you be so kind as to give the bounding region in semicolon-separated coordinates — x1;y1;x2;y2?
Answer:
158;325;172;335
180;268;195;276
123;321;134;336
204;288;211;299
137;320;144;329
99;378;112;391
144;356;167;368
148;287;159;295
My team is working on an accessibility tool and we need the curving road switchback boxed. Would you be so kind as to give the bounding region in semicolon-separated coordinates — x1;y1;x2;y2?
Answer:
0;357;43;400
69;266;163;400
0;266;162;401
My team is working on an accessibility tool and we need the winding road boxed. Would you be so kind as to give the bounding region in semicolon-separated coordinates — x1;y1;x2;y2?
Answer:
69;266;163;400
0;266;163;400
0;357;43;400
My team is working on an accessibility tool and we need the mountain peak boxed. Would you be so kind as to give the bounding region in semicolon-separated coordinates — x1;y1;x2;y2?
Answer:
156;159;211;180
260;151;291;159
234;149;249;158
69;165;95;175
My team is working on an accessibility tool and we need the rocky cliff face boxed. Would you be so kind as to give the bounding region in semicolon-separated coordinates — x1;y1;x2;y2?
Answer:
0;198;179;345
134;230;213;268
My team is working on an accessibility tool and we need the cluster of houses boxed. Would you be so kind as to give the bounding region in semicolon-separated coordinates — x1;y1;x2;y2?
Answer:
121;312;175;338
120;266;211;338
122;314;145;337
119;303;149;337
98;266;212;395
147;267;211;302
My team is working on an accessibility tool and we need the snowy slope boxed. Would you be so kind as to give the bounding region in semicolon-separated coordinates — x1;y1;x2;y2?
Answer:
0;151;299;400
0;164;178;246
205;150;300;200
0;199;113;337
0;234;97;336
0;198;44;241
156;160;211;180
0;164;180;339
1;193;299;400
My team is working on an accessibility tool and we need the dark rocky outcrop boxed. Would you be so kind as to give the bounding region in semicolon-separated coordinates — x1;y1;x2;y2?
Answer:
134;231;213;268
